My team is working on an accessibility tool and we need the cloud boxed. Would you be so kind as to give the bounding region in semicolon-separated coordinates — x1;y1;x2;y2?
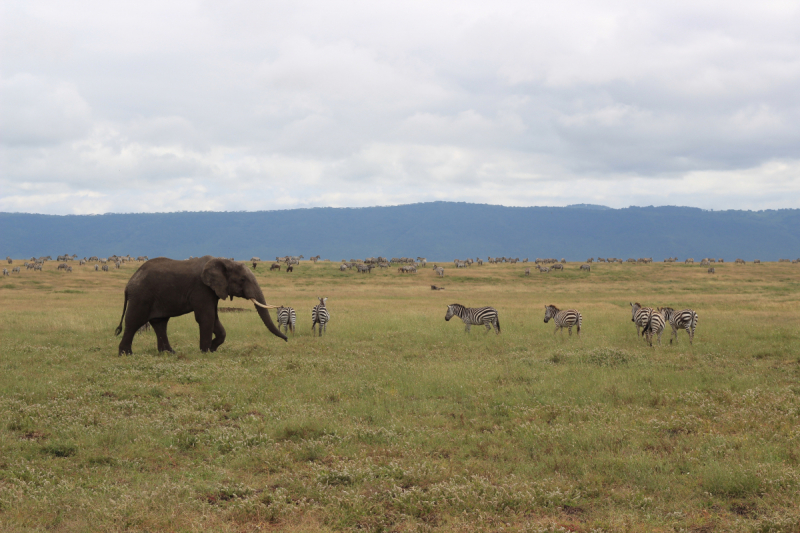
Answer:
1;0;800;214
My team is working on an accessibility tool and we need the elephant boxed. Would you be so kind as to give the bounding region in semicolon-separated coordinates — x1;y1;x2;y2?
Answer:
115;256;287;355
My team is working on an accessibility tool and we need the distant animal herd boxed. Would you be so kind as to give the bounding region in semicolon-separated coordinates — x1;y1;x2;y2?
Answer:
3;254;797;352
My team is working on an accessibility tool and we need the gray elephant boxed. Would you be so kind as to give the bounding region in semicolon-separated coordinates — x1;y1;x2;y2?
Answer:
115;256;287;355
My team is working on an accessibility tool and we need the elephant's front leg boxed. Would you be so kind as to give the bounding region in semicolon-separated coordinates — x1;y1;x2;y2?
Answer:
211;317;226;351
195;309;216;352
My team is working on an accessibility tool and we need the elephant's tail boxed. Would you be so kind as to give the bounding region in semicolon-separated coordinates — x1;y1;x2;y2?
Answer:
115;289;128;336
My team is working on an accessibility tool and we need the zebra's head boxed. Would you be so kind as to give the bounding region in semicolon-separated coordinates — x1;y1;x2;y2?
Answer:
630;302;641;322
445;304;463;321
658;307;674;320
317;297;327;306
544;305;559;323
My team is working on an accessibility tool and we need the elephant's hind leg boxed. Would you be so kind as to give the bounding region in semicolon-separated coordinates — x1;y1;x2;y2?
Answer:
118;305;150;355
211;317;226;351
149;317;174;353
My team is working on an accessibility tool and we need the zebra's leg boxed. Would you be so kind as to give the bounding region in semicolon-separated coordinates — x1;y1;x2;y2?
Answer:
568;326;572;336
464;323;471;333
687;325;693;345
657;330;662;346
670;324;677;344
484;322;492;333
576;322;581;338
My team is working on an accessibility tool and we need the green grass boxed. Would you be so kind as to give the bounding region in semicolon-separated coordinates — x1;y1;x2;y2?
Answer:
1;260;799;531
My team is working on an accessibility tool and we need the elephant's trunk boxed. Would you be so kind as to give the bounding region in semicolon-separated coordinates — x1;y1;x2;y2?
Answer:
250;288;288;342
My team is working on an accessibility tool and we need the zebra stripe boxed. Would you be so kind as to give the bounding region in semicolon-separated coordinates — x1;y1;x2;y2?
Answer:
658;307;698;345
445;304;500;334
311;297;330;337
277;306;297;335
642;308;667;346
543;305;582;337
630;302;655;338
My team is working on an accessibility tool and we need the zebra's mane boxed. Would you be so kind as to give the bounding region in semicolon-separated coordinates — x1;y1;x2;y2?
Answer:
449;303;466;311
546;304;560;311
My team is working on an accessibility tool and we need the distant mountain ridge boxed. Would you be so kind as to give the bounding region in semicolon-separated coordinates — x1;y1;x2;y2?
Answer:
2;202;799;261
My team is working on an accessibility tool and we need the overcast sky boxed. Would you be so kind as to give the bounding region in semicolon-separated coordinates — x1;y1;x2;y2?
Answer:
2;0;799;214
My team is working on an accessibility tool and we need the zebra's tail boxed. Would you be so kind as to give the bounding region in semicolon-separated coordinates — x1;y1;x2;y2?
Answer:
642;312;653;336
495;316;501;334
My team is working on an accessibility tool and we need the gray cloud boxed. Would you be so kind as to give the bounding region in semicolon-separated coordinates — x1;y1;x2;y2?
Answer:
1;0;799;214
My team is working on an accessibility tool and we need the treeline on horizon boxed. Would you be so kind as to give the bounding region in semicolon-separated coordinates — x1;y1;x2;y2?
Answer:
2;202;800;261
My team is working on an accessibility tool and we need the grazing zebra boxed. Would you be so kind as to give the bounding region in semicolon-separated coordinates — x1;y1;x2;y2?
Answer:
434;266;444;277
102;264;109;272
2;268;8;276
525;268;530;276
543;305;582;337
579;264;591;271
630;302;656;338
641;308;667;346
658;307;699;345
311;297;329;337
277;306;297;335
444;304;500;334
12;267;20;273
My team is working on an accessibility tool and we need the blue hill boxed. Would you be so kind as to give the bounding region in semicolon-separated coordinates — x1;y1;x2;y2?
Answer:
2;202;799;261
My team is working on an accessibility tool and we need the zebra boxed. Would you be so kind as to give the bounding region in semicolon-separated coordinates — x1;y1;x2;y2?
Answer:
543;305;582;337
277;306;297;335
12;267;20;273
658;307;699;345
311;297;329;337
525;268;531;276
434;267;445;277
630;302;656;338
579;264;591;271
2;268;8;276
444;304;500;334
708;267;715;274
102;265;109;272
641;308;667;346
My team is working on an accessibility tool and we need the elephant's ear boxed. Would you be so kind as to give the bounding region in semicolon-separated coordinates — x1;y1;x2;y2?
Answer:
201;258;229;300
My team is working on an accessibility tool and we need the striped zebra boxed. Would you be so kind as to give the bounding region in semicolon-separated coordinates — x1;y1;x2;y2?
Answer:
630;302;656;338
311;297;329;337
658;307;699;345
277;306;297;335
543;305;582;337
641;308;667;346
444;304;500;334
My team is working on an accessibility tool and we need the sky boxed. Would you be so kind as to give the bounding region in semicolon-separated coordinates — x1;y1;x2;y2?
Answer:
1;0;800;214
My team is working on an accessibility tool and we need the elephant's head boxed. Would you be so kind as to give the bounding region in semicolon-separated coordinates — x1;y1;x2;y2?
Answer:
201;258;288;341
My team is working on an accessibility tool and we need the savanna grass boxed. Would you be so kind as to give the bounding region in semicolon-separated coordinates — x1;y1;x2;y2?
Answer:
1;259;799;531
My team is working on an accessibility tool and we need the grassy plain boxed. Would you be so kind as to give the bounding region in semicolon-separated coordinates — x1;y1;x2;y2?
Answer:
1;259;799;532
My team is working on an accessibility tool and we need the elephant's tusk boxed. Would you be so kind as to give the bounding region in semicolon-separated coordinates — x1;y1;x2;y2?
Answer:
250;298;280;309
